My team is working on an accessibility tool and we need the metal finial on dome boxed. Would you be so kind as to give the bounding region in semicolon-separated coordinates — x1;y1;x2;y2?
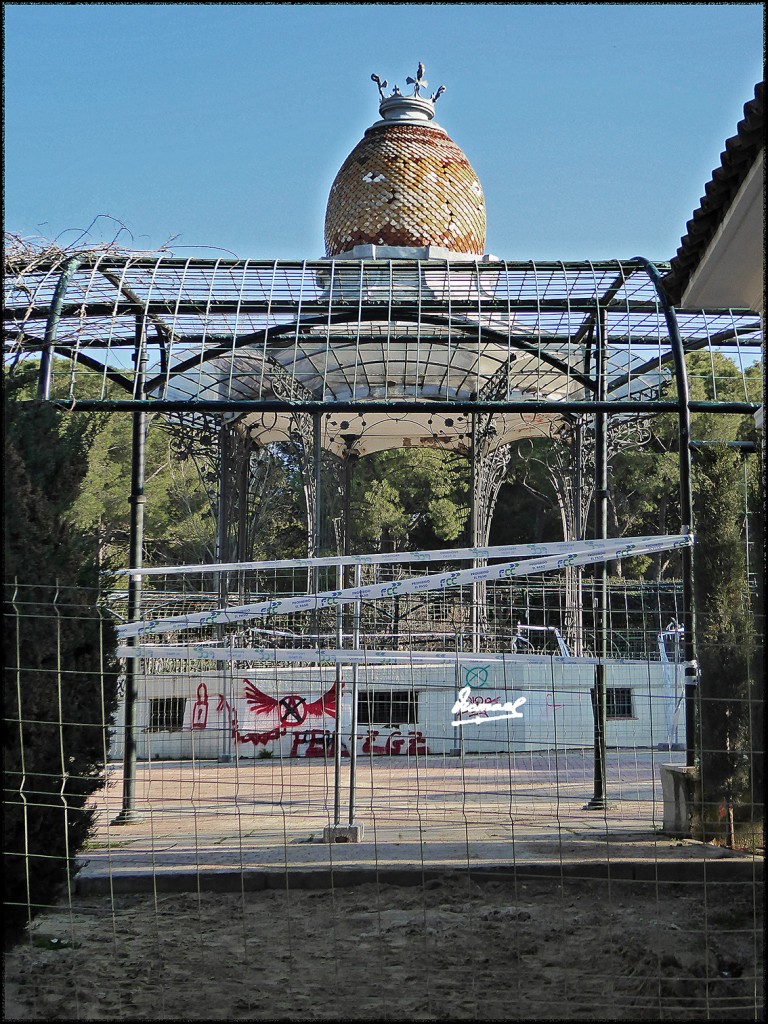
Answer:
405;63;428;95
325;64;486;258
370;64;445;104
371;73;388;100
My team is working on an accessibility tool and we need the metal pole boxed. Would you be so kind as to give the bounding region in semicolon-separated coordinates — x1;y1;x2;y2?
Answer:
237;437;251;604
215;423;231;765
573;416;584;656
632;257;698;768
113;317;148;823
587;309;609;810
470;413;479;653
333;560;344;826
227;635;234;764
215;423;231;623
340;453;362;824
313;414;322;561
348;563;361;826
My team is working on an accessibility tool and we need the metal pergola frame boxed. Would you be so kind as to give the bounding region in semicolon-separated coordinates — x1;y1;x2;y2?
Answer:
4;247;763;820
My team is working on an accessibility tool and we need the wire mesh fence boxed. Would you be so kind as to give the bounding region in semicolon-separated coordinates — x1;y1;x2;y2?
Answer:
3;575;763;1020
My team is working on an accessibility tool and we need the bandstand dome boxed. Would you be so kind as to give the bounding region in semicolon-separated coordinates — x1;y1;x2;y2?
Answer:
5;68;759;478
324;68;486;259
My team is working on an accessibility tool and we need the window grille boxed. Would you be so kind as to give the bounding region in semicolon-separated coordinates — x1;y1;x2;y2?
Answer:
358;690;418;726
148;697;187;732
591;687;635;719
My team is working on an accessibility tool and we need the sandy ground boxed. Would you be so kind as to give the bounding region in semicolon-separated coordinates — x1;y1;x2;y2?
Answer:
4;754;764;1020
3;873;763;1021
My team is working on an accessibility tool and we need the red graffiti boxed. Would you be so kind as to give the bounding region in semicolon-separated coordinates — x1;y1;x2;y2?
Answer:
215;694;285;747
191;682;209;729
243;679;338;726
406;730;430;755
290;729;350;758
278;694;308;726
362;730;405;754
360;729;430;755
238;727;286;747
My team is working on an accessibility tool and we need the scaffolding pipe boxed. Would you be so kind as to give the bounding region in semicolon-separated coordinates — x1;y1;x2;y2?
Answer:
348;564;361;826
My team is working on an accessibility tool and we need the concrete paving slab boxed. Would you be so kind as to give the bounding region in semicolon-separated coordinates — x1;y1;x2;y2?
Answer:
73;749;762;894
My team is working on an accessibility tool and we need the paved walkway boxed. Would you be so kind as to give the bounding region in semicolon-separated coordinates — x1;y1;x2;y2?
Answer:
76;750;762;893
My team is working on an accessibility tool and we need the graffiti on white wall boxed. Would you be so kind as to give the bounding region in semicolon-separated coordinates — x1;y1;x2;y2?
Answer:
361;729;429;755
451;686;526;727
183;677;431;756
191;682;210;729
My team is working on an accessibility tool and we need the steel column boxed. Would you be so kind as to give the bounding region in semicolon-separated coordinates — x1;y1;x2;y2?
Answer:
632;258;698;768
348;563;361;826
587;309;609;810
113;317;148;823
470;413;479;653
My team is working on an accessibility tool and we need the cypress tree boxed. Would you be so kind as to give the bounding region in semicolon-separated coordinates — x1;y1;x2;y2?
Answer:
3;388;119;947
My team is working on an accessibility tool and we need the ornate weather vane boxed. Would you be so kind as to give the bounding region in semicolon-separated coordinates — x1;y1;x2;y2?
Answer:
370;73;389;100
371;64;446;103
406;62;428;95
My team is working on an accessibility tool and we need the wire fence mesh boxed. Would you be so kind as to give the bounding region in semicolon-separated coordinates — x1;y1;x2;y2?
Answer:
3;576;763;1020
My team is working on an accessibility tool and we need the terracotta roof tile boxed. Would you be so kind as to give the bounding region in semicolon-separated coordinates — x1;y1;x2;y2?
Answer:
662;81;764;305
325;123;486;256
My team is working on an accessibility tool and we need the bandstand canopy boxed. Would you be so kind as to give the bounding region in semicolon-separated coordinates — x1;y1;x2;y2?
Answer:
4;247;762;457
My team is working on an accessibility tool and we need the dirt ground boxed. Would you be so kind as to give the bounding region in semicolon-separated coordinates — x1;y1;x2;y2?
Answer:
3;874;763;1021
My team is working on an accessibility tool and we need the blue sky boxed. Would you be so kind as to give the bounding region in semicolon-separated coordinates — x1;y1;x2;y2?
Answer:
4;3;764;262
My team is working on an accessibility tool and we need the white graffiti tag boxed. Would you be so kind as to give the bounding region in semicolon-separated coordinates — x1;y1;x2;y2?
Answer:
451;687;526;727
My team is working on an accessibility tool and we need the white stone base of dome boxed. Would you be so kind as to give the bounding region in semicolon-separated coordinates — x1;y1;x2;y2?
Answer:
323;244;500;262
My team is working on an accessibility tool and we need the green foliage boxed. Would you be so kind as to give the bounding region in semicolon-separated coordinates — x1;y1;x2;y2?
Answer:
3;394;120;948
5;359;218;568
691;443;763;840
350;448;469;551
609;352;761;579
69;414;217;567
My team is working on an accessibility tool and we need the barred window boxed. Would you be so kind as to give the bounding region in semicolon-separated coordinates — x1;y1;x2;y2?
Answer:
358;690;418;726
148;697;187;732
591;687;634;719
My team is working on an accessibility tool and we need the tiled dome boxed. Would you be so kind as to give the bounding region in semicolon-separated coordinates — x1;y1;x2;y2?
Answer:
324;68;486;257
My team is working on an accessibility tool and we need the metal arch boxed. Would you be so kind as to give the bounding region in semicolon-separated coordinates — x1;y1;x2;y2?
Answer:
143;308;595;400
630;256;698;769
38;253;88;400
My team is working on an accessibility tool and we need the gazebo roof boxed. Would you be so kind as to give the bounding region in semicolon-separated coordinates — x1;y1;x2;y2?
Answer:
4;246;762;456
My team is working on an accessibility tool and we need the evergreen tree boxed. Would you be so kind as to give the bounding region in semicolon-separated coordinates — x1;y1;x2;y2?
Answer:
692;443;763;841
3;382;120;947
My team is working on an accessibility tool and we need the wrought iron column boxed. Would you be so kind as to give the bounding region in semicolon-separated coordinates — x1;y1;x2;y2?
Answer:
571;416;585;656
470;413;480;652
215;422;231;621
236;433;252;603
633;258;698;768
340;452;362;824
471;412;513;651
113;316;148;823
313;414;322;560
587;308;609;810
